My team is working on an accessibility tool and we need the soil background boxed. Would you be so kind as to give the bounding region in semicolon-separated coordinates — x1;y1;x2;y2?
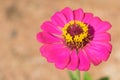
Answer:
0;0;120;80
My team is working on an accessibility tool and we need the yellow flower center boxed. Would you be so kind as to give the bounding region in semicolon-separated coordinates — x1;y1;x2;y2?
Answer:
62;20;89;49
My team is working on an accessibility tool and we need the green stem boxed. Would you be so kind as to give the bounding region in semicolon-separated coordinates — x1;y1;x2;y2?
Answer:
83;72;92;80
68;70;80;80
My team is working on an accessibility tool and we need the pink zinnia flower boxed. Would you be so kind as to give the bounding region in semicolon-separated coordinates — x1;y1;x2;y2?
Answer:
37;7;112;71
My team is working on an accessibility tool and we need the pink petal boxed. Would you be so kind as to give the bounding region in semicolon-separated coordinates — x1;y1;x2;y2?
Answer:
78;50;90;71
41;21;62;34
90;41;112;61
67;50;78;71
84;46;102;65
93;32;111;41
51;12;67;27
95;21;112;33
90;41;112;52
87;44;110;61
73;8;84;21
82;13;93;24
89;17;101;29
61;7;74;22
40;44;64;62
55;48;70;69
37;32;61;44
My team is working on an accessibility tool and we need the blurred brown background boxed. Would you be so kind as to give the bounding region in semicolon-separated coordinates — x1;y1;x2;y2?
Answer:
0;0;120;80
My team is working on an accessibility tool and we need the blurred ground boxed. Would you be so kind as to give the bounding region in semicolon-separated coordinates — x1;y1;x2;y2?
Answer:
0;0;120;80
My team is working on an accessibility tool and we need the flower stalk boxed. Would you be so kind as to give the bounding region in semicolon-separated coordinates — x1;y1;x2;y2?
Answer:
68;71;93;80
68;70;80;80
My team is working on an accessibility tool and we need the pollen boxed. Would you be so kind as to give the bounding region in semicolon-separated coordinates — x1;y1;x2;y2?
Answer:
62;20;89;49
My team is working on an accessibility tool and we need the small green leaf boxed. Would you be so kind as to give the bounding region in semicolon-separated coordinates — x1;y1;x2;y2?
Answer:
99;77;109;80
84;72;92;80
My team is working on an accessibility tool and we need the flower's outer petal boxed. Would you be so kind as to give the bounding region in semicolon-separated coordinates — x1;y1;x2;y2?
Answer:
90;45;110;61
73;8;84;21
41;21;62;35
61;7;74;22
84;46;102;65
51;12;67;27
40;44;64;62
90;41;112;61
95;21;112;33
78;50;90;71
82;13;93;24
93;32;111;41
37;32;61;44
89;17;101;29
67;50;78;71
90;41;112;52
55;48;70;69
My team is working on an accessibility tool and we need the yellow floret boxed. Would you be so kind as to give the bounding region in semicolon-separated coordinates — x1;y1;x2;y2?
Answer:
62;20;88;48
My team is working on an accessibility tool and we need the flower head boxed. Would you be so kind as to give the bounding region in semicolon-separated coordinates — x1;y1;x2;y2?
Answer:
37;7;112;71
